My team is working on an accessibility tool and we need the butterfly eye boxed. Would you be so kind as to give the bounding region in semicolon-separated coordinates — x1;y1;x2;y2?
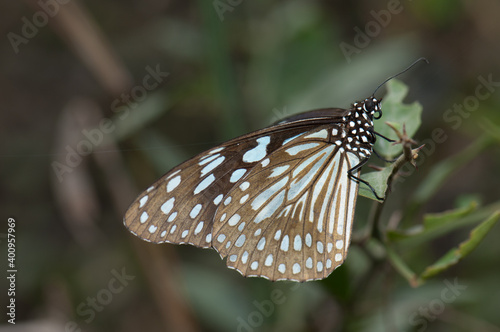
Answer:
364;99;375;110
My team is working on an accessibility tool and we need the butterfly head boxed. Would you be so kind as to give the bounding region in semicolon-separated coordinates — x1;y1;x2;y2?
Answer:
362;96;382;120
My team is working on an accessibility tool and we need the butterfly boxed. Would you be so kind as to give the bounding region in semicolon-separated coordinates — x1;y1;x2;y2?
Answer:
123;59;427;282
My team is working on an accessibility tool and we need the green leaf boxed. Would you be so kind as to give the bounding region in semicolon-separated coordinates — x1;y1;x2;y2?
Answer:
419;211;500;280
375;79;422;159
358;167;392;201
387;202;500;249
423;201;478;230
386;200;478;242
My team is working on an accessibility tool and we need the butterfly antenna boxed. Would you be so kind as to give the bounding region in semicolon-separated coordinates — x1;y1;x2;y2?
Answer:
372;57;429;96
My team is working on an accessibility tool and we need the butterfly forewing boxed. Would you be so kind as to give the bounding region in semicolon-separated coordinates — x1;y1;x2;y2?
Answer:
212;126;361;281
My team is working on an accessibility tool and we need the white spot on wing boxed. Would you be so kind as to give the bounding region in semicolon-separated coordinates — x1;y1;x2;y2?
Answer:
194;221;204;235
161;198;175;215
230;169;247;183
139;195;148;208
243;136;270;163
240;194;249;204
285;143;320;156
269;165;290;178
140;212;149;223
278;264;286;273
228;214;241;226
292;263;301;274
235;234;246;247
280;235;289;252
209;147;225;154
148;225;157;233
214;194;223;205
257;237;266;250
294;235;302;251
264;254;273;266
167;212;177;222
194;174;215;194
190;204;202;219
201;156;225;176
304;129;328;139
241;251;249;264
167;175;181;192
305;233;312;247
317;241;324;254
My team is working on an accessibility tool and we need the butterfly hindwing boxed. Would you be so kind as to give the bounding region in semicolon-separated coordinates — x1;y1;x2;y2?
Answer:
211;126;361;281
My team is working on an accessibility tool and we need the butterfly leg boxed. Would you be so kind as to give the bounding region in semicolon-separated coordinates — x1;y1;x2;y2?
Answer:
347;157;385;201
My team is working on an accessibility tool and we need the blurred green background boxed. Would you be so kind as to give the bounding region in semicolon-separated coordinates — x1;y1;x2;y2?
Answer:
1;1;500;331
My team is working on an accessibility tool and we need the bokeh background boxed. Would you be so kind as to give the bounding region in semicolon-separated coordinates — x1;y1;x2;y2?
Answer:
1;1;500;331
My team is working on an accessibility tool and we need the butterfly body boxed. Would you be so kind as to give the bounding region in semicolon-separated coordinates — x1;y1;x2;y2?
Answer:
124;97;382;281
